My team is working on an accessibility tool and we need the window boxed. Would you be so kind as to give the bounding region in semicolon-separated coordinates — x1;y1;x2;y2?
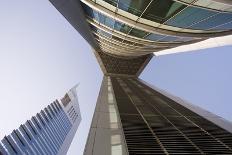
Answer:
82;3;99;22
129;28;148;38
99;13;115;28
103;0;118;7
142;0;185;23
191;12;232;30
166;6;216;28
145;33;166;41
159;35;179;42
118;0;151;16
61;94;71;107
114;21;131;34
212;22;232;30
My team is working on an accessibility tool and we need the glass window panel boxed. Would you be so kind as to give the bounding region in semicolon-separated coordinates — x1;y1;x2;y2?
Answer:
212;22;232;30
103;0;118;7
99;14;115;28
89;24;98;32
81;3;99;22
129;28;148;38
191;13;232;30
145;33;165;41
142;0;185;23
194;0;211;7
166;7;216;28
99;30;112;38
105;16;115;28
159;35;179;41
114;21;131;34
176;37;195;42
118;0;151;16
195;0;227;11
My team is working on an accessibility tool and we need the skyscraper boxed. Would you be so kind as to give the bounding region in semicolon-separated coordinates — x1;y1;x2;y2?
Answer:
0;86;81;155
49;0;232;154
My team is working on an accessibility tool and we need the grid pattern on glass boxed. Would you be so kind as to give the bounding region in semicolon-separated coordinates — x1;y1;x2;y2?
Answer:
190;12;232;30
118;0;151;17
179;0;232;12
82;2;196;44
83;0;232;34
142;0;186;23
111;77;232;154
0;101;74;155
166;6;217;28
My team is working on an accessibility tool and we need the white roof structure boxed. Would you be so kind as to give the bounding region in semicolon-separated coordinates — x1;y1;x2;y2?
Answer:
155;35;232;56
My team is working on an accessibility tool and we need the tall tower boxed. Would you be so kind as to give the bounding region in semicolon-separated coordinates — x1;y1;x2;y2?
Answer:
49;0;232;154
0;86;81;155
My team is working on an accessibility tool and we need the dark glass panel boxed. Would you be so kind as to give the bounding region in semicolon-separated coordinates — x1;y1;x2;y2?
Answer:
212;21;232;31
118;0;151;16
114;21;132;34
166;7;216;28
191;13;232;30
142;0;185;23
145;33;165;41
129;28;148;38
81;3;99;22
103;0;118;7
99;13;115;28
89;24;98;32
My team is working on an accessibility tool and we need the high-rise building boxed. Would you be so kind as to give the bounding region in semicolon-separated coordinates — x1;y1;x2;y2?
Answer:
49;0;232;154
0;86;81;155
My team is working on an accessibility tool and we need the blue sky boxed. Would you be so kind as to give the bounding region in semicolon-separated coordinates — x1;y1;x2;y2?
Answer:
0;0;231;155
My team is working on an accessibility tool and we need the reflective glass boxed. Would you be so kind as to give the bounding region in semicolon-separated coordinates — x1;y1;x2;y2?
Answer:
103;0;118;7
114;21;131;34
82;3;99;22
191;13;232;30
129;28;148;38
145;33;165;41
176;37;195;42
166;7;216;28
159;35;179;41
99;30;112;38
99;14;115;28
142;0;185;23
118;0;151;16
90;24;98;32
212;22;232;30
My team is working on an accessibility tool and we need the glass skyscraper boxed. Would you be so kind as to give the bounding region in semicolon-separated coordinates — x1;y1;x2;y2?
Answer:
49;0;232;154
0;86;81;155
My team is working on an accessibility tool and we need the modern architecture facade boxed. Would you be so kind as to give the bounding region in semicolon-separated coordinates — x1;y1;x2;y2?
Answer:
49;0;232;154
0;86;81;155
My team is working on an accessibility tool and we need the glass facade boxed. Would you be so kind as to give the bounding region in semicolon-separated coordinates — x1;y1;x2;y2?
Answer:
118;0;151;17
80;0;232;56
142;0;185;23
110;77;232;154
0;99;80;155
